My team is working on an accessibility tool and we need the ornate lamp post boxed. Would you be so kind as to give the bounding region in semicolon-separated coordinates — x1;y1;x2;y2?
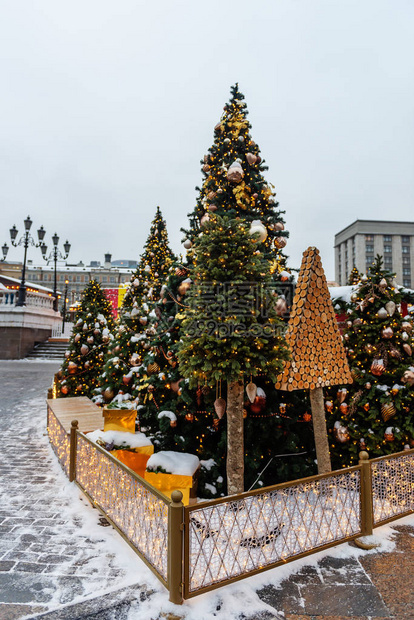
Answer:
5;216;46;306
41;234;71;312
1;243;9;261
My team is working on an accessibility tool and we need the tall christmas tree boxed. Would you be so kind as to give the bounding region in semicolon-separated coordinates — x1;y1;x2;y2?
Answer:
56;279;115;398
134;85;316;497
96;207;175;404
178;215;289;493
326;256;414;468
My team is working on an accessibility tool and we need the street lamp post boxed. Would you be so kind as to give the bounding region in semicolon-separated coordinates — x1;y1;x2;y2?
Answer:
41;235;71;312
3;216;46;306
62;278;69;331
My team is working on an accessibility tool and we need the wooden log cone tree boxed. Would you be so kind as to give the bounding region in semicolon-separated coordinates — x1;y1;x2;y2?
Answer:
275;247;353;474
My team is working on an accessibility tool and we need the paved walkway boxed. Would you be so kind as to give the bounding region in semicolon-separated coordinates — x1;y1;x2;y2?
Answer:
0;361;413;620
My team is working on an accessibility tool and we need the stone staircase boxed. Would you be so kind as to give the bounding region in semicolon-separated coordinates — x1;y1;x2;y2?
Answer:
27;339;68;361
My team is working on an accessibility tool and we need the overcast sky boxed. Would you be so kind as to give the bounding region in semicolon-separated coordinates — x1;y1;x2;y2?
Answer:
1;0;413;280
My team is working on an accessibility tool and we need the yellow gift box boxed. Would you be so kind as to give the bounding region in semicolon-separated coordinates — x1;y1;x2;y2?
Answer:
144;470;199;506
103;408;136;433
111;445;154;478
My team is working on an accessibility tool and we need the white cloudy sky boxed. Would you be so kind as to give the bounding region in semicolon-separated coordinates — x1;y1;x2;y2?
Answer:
1;0;413;279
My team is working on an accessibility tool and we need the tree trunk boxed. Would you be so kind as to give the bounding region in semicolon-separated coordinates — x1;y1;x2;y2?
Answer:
309;386;332;474
226;380;244;495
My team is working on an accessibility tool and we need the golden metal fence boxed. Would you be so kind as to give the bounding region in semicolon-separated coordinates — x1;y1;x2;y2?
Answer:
46;404;414;605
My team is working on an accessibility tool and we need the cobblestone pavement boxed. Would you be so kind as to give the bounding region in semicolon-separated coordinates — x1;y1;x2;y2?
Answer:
0;361;159;620
0;361;413;620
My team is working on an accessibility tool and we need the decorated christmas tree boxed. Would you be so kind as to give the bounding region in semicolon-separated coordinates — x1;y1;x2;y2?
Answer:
134;85;316;497
178;215;289;493
326;256;414;468
56;279;115;398
96;207;175;404
348;266;361;285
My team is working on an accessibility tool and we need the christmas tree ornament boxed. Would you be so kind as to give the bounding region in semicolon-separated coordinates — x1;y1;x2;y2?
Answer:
377;307;388;319
238;135;244;143
381;402;396;422
202;164;210;173
83;323;88;332
402;370;414;385
139;316;148;325
325;400;333;412
379;278;388;288
365;343;375;354
353;318;363;326
64;351;70;358
80;344;89;356
147;362;160;375
339;402;349;415
389;347;401;359
196;387;202;406
223;138;230;145
171;379;183;393
359;437;367;450
381;327;393;339
183;239;192;249
402;331;409;341
243;409;248;418
274;222;285;231
178;279;192;295
246;381;257;403
363;403;370;411
87;336;94;344
68;362;77;374
384;428;395;441
103;387;114;401
337;388;348;403
94;328;100;335
402;321;412;333
334;422;350;443
201;385;210;396
350;293;358;302
279;403;287;414
200;213;210;226
390;385;399;395
170;419;177;428
84;361;90;369
303;412;312;422
61;385;69;395
361;274;368;282
371;359;385;376
226;161;244;183
274;237;287;249
214;397;226;419
351;367;363;381
275;297;288;316
385;301;396;316
185;413;194;422
365;382;371;390
403;344;412;356
249;220;267;242
122;375;131;385
246;152;257;165
74;334;81;343
207;204;217;212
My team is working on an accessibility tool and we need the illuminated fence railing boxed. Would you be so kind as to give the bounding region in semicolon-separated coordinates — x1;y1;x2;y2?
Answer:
184;469;361;596
76;433;169;583
371;452;414;525
47;407;70;477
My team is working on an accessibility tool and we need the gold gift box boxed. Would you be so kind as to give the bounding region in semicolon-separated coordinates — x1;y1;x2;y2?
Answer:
111;445;154;478
103;408;136;433
144;469;199;506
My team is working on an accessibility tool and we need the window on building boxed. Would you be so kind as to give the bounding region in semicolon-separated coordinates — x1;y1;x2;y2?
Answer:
403;256;410;265
384;257;392;268
365;235;374;241
102;276;107;283
402;246;410;254
402;236;410;244
366;256;374;265
403;268;411;276
384;245;392;253
366;244;374;253
383;235;392;242
403;278;411;288
110;276;115;283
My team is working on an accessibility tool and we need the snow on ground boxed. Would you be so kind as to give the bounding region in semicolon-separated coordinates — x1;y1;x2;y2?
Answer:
1;363;413;619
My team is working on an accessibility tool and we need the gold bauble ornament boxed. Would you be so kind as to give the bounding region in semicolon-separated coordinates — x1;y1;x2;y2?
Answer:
381;402;396;422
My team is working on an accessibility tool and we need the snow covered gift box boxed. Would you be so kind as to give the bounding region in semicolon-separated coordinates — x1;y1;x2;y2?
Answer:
145;451;200;506
86;429;154;478
102;403;136;433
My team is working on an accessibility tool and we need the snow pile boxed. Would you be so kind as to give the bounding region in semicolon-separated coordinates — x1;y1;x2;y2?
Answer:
329;285;356;304
146;451;200;476
86;429;152;449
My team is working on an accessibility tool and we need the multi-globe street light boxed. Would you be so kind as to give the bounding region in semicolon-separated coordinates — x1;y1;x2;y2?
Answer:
2;216;46;306
41;234;71;312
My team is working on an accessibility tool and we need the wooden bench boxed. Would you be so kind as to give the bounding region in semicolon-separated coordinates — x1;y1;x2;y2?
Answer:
47;397;104;434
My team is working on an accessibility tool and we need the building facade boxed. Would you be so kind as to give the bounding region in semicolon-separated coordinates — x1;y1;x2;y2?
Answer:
335;220;414;287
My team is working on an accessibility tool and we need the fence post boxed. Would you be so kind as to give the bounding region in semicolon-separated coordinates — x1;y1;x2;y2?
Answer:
69;420;79;482
168;490;184;605
359;450;374;536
